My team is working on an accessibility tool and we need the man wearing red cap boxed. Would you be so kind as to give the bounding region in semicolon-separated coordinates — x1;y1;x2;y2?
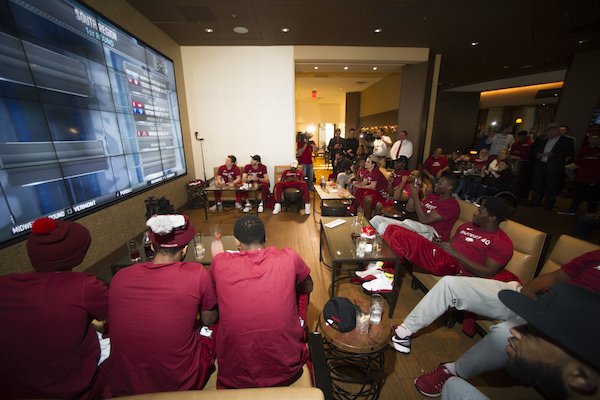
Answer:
0;217;108;399
108;214;218;396
210;215;313;388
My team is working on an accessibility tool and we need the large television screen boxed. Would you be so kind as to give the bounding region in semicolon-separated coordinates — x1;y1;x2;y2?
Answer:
0;0;187;246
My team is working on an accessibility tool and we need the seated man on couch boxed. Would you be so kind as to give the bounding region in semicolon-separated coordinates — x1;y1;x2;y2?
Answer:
362;197;515;295
272;160;311;215
241;154;270;213
210;216;313;388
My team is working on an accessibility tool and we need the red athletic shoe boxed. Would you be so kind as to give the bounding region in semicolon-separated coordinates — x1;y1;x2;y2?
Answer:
414;364;455;397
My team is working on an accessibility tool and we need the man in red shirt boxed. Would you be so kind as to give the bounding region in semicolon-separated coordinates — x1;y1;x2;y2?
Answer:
297;132;316;191
240;155;270;213
210;155;243;211
558;125;600;215
423;147;450;186
353;155;389;219
0;218;108;400
108;214;218;396
210;216;313;388
273;160;311;215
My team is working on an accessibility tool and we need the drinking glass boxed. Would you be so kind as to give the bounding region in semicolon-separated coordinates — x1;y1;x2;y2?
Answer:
356;308;370;334
369;294;384;324
127;239;141;262
357;207;364;224
355;237;367;257
372;235;382;253
194;233;206;260
211;223;222;241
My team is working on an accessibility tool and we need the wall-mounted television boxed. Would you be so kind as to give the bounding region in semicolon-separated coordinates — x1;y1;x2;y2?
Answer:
0;0;187;246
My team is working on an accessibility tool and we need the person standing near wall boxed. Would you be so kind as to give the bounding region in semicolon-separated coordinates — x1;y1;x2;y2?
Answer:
297;132;315;191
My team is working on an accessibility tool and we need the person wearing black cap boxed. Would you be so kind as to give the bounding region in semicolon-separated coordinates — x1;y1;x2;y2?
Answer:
241;155;270;213
442;284;600;400
0;217;108;399
210;215;313;388
108;214;218;396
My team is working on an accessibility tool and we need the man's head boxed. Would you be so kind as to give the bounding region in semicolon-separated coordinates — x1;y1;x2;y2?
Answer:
146;214;195;259
546;123;561;139
250;154;261;166
500;284;600;399
365;156;376;171
376;128;384;138
398;130;408;140
517;130;529;141
479;148;489;159
348;128;355;138
432;147;443;158
472;196;513;226
497;159;511;172
234;215;266;248
394;156;408;170
27;217;91;272
334;151;343;161
434;175;458;195
497;149;509;161
226;155;237;167
334;128;341;138
290;160;299;170
559;125;569;135
587;125;600;148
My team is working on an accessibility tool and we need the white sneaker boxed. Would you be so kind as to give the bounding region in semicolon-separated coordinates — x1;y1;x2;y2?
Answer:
362;273;393;293
305;203;311;215
199;326;213;338
273;203;282;215
355;261;384;278
243;203;252;213
235;202;243;211
258;203;264;213
209;203;222;212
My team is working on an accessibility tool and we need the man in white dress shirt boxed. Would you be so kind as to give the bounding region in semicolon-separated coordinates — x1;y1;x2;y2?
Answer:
390;130;413;161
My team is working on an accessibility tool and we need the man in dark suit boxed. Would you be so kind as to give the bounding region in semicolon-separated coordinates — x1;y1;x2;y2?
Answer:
529;123;575;209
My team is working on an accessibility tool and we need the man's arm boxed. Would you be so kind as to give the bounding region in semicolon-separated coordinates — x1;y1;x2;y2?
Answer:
296;275;313;294
201;309;218;326
409;186;444;224
438;242;505;277
382;135;392;146
519;269;571;299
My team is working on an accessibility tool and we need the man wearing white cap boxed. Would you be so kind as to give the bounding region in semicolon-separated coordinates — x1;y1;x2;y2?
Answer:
272;160;311;215
108;214;218;396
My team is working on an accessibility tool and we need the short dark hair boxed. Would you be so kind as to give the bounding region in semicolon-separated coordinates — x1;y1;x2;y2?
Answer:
228;155;237;163
442;174;459;190
234;215;266;246
480;196;513;222
154;244;186;256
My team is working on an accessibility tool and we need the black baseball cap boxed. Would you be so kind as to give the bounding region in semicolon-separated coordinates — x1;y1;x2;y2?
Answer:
323;297;357;333
251;155;261;162
499;283;600;369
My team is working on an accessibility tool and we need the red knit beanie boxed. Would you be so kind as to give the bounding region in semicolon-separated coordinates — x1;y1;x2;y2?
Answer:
26;218;92;272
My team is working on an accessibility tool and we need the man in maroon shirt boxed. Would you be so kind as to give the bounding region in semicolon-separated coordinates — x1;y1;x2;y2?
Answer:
0;218;108;400
273;160;311;215
297;132;316;191
559;125;600;215
108;214;218;396
423;147;450;186
353;155;389;219
210;216;313;388
370;174;460;241
240;155;270;213
210;155;243;211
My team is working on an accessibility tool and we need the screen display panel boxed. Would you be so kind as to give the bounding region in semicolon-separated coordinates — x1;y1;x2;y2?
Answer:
0;0;186;245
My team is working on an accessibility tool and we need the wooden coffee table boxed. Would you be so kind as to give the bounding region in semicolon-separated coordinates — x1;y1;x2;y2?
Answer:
319;295;391;399
319;216;401;318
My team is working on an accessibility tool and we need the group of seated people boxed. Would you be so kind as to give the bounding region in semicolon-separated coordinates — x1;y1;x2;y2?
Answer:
208;154;312;215
0;214;313;399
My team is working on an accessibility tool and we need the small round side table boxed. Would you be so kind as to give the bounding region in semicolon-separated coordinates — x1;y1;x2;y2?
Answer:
318;296;391;399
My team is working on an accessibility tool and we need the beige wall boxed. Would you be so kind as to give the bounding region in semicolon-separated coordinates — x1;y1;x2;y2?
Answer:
181;46;296;187
360;74;402;117
0;0;194;275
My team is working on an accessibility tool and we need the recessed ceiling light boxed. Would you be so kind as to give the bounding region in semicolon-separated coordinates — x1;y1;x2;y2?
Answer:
578;39;587;44
343;66;349;70
314;66;319;70
503;65;509;69
233;26;249;34
553;93;558;96
372;66;378;71
204;28;213;33
471;41;479;46
374;28;383;33
520;64;533;69
281;28;290;33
